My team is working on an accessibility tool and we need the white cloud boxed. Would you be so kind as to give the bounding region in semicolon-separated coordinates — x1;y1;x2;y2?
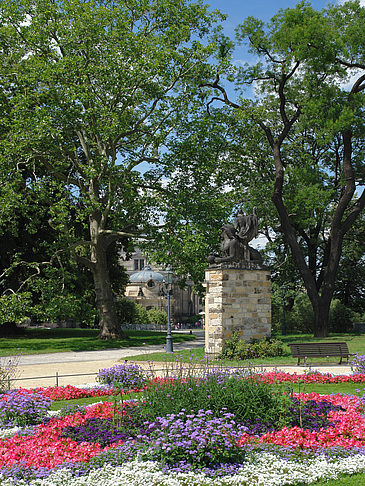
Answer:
338;0;365;5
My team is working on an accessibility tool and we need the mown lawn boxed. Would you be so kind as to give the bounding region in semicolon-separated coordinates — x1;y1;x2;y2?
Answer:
312;473;365;485
129;332;365;367
0;328;195;356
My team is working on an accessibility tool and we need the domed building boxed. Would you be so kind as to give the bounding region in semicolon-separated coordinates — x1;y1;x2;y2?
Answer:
123;251;202;326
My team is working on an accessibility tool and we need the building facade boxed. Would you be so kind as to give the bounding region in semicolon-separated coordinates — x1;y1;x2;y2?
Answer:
122;249;202;325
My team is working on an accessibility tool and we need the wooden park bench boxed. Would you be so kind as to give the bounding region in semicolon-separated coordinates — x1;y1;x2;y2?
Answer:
288;342;351;365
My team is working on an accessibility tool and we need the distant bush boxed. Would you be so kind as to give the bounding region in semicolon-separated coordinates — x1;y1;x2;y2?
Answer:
115;298;149;324
286;293;314;333
285;293;355;333
147;307;167;327
115;298;166;326
220;332;285;360
329;299;354;333
134;303;149;324
115;297;137;324
0;293;32;325
0;321;25;338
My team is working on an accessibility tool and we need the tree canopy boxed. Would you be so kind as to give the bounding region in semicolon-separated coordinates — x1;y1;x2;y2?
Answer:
0;0;222;337
197;0;365;336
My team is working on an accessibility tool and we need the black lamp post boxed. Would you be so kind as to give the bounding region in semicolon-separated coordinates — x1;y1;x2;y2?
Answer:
165;267;174;353
281;285;287;336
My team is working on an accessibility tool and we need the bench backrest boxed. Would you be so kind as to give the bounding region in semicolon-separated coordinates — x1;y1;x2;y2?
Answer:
288;342;349;357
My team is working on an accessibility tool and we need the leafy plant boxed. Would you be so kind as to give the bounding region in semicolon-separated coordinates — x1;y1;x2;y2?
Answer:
220;332;285;360
0;293;32;325
140;367;291;428
0;354;20;393
147;307;167;327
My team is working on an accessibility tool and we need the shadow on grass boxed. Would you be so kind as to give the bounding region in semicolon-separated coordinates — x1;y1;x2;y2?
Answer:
0;329;196;356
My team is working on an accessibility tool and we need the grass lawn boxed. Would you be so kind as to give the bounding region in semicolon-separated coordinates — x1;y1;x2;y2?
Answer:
312;473;365;485
0;328;195;356
128;332;365;367
48;392;143;411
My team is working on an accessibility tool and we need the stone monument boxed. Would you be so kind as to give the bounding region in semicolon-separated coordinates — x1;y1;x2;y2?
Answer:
205;208;271;355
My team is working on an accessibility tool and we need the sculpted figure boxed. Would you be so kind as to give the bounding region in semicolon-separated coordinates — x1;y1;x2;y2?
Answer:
207;208;262;265
207;224;241;264
234;207;258;244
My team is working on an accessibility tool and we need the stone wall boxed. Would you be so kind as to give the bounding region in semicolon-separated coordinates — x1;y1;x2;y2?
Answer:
204;267;271;355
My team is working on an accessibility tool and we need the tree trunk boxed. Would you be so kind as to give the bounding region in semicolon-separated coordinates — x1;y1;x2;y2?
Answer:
89;207;126;340
271;142;333;337
311;295;331;338
92;246;125;339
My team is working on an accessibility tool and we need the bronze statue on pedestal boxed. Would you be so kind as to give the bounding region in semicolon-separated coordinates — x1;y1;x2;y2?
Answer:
207;208;262;265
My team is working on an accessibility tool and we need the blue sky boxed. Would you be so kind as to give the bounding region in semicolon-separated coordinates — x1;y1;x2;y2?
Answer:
201;0;336;100
207;0;331;35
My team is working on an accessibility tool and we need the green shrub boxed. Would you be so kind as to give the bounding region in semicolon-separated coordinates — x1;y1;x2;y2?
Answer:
32;293;95;327
115;298;151;325
139;368;291;429
285;293;355;333
220;332;285;360
115;297;137;324
329;299;354;333
134;303;149;324
0;293;32;325
147;307;167;327
286;293;314;333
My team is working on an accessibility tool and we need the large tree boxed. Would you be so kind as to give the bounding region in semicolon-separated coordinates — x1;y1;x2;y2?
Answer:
0;0;221;338
200;1;364;337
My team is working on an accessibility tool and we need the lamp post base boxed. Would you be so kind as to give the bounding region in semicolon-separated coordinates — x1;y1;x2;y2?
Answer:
166;335;174;353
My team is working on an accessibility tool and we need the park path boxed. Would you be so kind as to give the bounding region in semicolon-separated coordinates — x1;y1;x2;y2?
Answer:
5;330;354;389
8;331;205;388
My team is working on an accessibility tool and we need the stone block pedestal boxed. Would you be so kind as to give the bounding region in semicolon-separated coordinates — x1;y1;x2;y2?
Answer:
204;266;271;355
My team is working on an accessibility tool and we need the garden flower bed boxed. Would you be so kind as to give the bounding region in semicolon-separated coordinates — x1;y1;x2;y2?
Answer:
255;371;365;384
1;368;365;485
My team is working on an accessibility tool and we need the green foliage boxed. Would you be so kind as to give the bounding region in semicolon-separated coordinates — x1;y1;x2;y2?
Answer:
329;299;355;333
147;307;167;327
286;293;315;334
0;0;223;336
220;332;285;360
0;293;32;324
115;297;137;325
185;314;202;325
115;298;150;325
285;293;355;334
114;299;167;326
140;368;291;428
134;304;149;325
193;1;365;337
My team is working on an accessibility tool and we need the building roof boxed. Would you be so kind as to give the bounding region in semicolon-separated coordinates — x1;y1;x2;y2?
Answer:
129;265;165;283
